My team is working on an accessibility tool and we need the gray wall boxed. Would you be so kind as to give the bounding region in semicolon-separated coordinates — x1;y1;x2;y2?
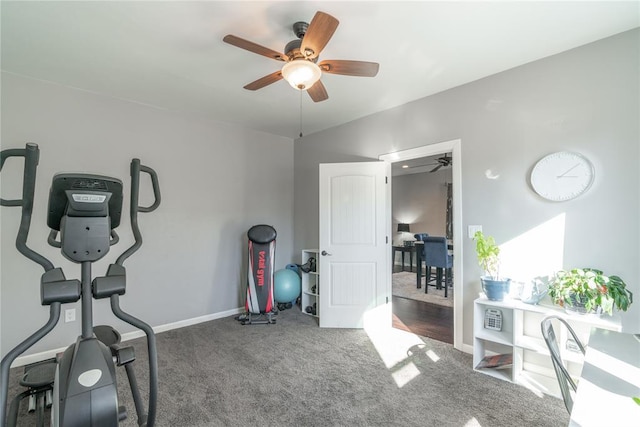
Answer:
392;169;452;246
1;72;294;358
294;29;640;344
392;170;451;271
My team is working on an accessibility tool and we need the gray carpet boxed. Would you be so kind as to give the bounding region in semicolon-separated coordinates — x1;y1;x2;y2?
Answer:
6;309;567;426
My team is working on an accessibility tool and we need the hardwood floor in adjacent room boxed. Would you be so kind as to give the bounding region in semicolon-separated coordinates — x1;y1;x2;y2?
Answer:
392;296;453;344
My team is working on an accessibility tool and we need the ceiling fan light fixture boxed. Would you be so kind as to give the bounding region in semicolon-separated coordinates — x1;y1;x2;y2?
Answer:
281;60;321;90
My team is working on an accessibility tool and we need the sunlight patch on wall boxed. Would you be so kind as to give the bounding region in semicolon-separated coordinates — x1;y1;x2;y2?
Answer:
499;214;566;282
485;169;500;180
590;344;640;385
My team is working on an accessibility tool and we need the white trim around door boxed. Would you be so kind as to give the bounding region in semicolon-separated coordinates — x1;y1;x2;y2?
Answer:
379;139;464;351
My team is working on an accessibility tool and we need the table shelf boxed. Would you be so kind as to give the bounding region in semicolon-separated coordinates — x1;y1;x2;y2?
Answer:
473;297;621;398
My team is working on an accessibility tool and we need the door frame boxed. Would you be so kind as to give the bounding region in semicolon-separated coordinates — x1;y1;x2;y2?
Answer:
379;139;463;350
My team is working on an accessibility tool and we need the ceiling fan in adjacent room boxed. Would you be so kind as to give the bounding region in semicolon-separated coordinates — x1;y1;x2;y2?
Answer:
222;11;379;102
428;153;452;172
403;153;453;173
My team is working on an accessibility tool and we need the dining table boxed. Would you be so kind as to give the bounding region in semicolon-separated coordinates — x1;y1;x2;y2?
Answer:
569;328;640;426
392;244;415;272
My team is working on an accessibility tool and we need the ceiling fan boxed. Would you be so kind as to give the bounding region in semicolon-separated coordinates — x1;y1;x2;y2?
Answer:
429;153;453;172
223;11;379;102
404;153;453;173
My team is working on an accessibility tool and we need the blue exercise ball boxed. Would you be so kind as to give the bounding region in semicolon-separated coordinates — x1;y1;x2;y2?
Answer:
285;263;300;275
274;268;301;303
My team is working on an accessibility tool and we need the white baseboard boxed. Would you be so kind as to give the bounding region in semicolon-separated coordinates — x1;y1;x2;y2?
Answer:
460;343;473;354
12;307;244;368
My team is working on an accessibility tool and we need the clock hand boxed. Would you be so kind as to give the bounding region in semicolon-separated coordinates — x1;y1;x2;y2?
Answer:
557;164;579;178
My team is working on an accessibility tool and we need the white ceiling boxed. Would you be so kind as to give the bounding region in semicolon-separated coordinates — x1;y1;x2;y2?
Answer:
2;1;638;139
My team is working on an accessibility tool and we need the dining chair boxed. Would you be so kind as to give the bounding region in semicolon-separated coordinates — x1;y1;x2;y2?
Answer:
540;315;586;414
413;233;430;283
413;233;429;242
422;236;453;297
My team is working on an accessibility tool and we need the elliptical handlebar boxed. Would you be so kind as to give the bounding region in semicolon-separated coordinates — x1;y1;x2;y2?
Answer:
0;147;32;207
116;159;161;266
110;296;158;427
0;143;54;272
0;143;58;427
111;157;161;426
136;162;161;213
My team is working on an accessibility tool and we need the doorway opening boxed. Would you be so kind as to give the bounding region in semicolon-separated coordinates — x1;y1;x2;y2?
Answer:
390;153;453;343
379;139;463;350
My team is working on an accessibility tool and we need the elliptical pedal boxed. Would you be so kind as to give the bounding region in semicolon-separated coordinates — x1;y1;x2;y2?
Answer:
7;359;57;427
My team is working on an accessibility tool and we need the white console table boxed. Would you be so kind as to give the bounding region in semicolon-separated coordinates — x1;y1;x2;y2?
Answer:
473;297;622;398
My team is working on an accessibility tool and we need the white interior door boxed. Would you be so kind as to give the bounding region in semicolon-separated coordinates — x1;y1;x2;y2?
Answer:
319;162;389;328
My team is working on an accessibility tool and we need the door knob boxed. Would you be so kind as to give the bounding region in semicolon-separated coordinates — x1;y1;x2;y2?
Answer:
321;250;332;256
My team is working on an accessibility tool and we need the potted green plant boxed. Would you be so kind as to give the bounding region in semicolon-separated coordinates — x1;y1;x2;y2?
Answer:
474;231;511;301
548;268;633;316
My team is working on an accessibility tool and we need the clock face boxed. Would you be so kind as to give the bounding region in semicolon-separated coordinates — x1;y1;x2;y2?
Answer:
530;152;594;201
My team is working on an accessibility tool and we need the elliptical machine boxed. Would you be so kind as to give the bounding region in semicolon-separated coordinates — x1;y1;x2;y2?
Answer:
0;143;160;426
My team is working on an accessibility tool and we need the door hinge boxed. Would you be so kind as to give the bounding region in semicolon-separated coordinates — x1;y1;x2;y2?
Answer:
386;296;389;304
386;236;388;244
385;176;388;184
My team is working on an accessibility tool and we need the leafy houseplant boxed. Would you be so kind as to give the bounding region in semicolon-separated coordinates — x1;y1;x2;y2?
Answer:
548;268;633;316
474;231;511;301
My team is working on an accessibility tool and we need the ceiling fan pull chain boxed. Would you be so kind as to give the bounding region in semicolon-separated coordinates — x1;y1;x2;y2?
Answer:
299;90;303;138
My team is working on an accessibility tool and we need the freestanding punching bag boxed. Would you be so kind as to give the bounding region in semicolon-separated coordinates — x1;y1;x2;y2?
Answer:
238;224;277;325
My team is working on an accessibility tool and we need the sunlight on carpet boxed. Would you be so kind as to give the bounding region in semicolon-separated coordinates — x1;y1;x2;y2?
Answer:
363;316;442;389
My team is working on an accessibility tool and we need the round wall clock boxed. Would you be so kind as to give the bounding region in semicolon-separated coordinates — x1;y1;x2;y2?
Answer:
530;151;594;201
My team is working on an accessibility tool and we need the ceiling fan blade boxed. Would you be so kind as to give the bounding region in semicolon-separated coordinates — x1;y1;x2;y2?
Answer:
407;162;438;169
223;35;288;62
243;71;283;91
307;80;328;102
430;164;443;173
300;11;339;60
319;60;379;77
